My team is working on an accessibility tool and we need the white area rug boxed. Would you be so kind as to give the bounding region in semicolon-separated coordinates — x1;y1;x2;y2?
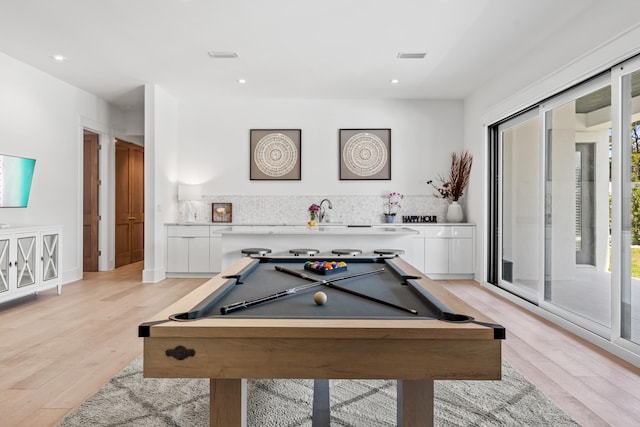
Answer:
58;356;579;426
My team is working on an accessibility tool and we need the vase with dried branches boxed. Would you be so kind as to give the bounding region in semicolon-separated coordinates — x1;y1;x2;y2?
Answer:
427;150;473;222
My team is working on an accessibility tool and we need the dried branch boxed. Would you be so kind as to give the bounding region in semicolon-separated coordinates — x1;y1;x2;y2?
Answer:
427;150;473;202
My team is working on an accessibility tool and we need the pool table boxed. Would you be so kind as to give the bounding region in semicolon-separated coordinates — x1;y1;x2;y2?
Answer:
139;256;504;427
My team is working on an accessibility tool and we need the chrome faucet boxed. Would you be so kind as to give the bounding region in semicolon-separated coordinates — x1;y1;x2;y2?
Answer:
319;199;333;223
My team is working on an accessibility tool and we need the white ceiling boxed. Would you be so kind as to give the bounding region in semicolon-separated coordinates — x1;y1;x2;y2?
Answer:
0;0;601;110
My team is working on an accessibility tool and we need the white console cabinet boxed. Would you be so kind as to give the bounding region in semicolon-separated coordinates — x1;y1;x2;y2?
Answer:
0;225;62;304
423;225;474;279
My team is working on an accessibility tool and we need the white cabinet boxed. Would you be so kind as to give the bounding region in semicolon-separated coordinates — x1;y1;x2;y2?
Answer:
188;237;210;272
40;227;62;291
210;228;223;273
423;225;474;279
166;225;213;277
0;226;62;304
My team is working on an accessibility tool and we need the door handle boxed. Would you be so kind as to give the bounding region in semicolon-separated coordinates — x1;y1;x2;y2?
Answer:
129;217;136;220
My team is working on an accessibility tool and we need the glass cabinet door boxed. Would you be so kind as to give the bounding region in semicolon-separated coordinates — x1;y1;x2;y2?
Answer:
0;239;9;293
42;234;59;281
16;236;36;288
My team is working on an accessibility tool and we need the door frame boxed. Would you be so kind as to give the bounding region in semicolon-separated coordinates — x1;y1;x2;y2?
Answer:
575;142;596;266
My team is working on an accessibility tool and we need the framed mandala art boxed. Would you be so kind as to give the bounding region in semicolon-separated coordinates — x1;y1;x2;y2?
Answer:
339;129;391;180
250;129;301;180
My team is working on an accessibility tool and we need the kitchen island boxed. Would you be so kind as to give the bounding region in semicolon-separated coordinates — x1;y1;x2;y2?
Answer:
214;224;421;271
165;223;474;280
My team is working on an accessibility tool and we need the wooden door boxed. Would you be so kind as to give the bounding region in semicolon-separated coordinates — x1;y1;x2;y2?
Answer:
129;146;145;263
115;139;144;268
83;131;100;272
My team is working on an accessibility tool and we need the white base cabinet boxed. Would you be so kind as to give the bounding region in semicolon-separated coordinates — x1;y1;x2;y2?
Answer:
423;225;474;279
166;225;218;277
0;225;62;304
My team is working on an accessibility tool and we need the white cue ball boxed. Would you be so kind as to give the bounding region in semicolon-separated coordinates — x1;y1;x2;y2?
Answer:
314;291;327;305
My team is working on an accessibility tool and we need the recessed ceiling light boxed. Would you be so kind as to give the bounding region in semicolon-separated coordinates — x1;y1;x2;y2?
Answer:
51;54;67;61
237;79;246;84
397;52;427;59
390;79;399;84
208;51;239;59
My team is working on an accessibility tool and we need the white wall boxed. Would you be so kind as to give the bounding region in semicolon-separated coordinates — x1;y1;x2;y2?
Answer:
177;99;464;197
0;51;125;283
143;84;179;283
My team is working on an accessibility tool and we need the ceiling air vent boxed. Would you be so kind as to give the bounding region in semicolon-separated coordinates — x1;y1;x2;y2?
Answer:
208;51;239;59
397;52;426;59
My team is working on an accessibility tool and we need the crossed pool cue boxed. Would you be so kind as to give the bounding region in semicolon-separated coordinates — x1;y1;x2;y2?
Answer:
275;266;418;315
220;268;383;314
220;265;418;315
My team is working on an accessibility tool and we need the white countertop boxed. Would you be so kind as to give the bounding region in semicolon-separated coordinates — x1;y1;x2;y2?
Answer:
166;222;474;228
211;225;421;235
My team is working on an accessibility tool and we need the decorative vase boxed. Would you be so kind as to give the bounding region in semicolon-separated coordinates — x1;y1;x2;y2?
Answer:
446;201;464;223
308;212;318;229
385;214;396;223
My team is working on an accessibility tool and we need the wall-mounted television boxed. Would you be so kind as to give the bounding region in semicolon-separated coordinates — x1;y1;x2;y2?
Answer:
0;154;36;208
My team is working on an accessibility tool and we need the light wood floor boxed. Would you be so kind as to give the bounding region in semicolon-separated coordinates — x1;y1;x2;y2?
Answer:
0;263;638;426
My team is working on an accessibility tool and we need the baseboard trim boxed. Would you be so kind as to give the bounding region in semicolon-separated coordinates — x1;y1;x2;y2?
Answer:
62;268;82;285
142;268;166;283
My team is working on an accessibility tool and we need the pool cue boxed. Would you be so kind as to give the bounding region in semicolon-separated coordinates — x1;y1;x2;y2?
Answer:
275;266;418;315
220;268;384;314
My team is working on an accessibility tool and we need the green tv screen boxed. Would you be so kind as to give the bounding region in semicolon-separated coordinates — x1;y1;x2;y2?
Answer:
0;155;36;208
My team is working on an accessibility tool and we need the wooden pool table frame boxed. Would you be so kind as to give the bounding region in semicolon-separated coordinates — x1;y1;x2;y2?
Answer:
140;256;503;427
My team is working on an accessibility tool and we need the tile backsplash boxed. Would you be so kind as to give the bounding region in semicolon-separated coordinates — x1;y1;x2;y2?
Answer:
178;195;449;224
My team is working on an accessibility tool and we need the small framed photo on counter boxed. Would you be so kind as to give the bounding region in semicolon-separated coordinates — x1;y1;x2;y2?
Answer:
212;203;232;223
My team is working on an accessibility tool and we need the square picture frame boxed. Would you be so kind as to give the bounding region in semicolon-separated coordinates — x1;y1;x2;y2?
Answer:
212;203;232;223
250;129;301;180
339;128;391;180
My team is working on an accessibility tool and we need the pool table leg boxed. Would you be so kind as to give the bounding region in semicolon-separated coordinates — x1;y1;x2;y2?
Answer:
397;379;434;427
210;378;247;427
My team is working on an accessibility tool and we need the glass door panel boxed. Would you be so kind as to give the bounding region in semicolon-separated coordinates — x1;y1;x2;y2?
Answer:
621;69;640;345
544;85;612;331
16;236;36;288
0;239;9;293
499;112;541;302
42;234;59;281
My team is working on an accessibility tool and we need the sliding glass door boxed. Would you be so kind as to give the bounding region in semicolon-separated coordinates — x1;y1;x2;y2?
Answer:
542;78;612;335
490;58;640;358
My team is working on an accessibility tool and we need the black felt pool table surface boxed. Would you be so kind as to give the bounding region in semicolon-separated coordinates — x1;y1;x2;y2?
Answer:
178;257;454;319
